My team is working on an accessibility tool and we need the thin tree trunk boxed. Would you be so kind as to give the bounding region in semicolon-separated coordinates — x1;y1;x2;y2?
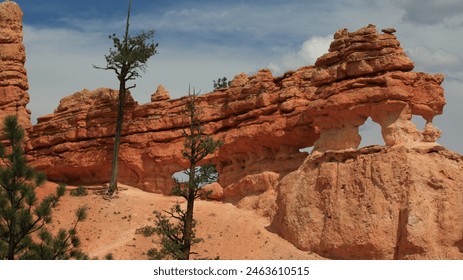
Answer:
108;81;126;195
8;208;16;259
182;199;194;260
182;163;196;260
8;239;15;260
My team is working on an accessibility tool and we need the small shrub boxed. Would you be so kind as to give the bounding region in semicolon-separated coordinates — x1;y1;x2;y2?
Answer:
213;77;231;90
70;186;88;196
135;225;156;237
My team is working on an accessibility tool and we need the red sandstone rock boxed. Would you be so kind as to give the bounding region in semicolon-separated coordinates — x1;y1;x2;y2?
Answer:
227;172;280;219
313;24;414;86
151;85;170;102
200;182;224;201
308;25;444;152
27;68;315;195
0;1;30;129
26;26;445;204
272;144;463;259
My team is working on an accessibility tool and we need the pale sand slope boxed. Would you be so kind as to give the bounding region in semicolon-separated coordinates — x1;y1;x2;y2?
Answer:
37;182;323;260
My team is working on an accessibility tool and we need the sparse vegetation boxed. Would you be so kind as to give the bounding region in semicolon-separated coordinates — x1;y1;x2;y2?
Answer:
147;88;223;260
135;225;156;237
0;116;87;259
70;185;88;196
148;204;203;260
213;77;231;90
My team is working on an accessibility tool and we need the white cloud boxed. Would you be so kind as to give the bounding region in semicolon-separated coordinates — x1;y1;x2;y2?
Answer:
23;26;105;53
268;35;332;74
393;0;463;25
434;79;463;153
406;46;463;72
299;36;333;65
359;118;385;147
22;25;263;124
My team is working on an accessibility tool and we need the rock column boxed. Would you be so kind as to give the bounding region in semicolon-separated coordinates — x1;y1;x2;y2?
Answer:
0;1;31;129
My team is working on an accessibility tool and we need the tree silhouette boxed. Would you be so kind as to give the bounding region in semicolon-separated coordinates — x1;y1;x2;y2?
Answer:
93;0;158;196
213;77;231;90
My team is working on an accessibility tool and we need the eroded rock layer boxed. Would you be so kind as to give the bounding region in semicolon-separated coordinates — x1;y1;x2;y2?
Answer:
27;69;317;195
0;1;31;129
26;25;445;201
272;145;463;259
308;24;444;152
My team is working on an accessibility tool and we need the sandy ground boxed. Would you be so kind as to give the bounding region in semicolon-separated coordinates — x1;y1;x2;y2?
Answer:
37;182;324;260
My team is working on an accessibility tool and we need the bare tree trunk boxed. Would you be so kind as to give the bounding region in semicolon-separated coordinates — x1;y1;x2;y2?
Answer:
108;81;126;195
182;163;196;260
8;238;15;260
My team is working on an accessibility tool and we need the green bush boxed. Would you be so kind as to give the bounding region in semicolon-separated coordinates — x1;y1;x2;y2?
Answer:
135;225;156;237
70;186;88;196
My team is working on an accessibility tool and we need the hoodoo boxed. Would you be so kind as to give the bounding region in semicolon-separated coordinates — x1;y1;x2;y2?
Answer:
0;1;31;129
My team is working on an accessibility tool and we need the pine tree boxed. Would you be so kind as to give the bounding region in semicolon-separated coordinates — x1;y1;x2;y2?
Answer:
148;88;222;260
93;0;158;196
0;116;87;259
213;77;231;90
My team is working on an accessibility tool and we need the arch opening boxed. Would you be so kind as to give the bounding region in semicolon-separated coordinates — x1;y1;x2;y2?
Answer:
411;114;427;131
358;117;384;148
299;146;314;154
172;165;219;188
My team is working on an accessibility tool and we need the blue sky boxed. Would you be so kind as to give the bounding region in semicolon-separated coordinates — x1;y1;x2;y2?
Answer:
10;0;463;153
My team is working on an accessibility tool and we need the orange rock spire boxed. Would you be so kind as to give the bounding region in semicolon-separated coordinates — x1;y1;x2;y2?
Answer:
0;1;31;129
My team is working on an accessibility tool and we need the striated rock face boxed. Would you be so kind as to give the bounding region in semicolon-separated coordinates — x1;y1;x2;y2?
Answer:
26;25;445;207
309;24;444;152
26;88;138;185
272;144;463;259
0;1;31;129
27;70;316;195
269;25;460;259
151;85;170;102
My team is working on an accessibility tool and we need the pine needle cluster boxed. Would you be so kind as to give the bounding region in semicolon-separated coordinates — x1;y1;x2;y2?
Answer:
0;116;87;259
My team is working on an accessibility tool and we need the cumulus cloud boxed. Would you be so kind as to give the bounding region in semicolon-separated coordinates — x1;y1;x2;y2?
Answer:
434;78;463;153
268;35;332;74
393;0;463;25
406;46;463;72
22;26;116;122
22;25;261;124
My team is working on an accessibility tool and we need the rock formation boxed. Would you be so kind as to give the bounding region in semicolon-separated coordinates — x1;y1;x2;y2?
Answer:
26;25;445;202
309;24;444;152
151;85;170;102
270;26;461;259
0;1;31;129
272;145;463;259
2;2;461;259
27;69;316;196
